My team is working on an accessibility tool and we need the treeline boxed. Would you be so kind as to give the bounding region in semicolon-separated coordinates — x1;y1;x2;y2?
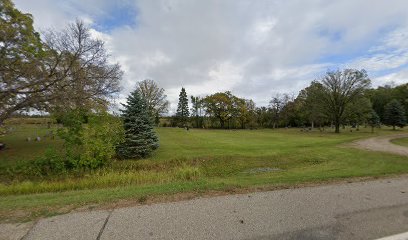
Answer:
164;70;407;132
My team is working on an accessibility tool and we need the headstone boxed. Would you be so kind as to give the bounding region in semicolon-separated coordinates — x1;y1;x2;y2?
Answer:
36;136;41;142
26;137;32;142
0;143;5;150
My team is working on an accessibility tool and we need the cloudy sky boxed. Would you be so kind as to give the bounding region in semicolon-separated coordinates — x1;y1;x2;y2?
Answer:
14;0;408;111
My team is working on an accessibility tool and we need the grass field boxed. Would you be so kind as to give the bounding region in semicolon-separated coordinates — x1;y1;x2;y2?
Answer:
1;124;408;222
392;137;408;147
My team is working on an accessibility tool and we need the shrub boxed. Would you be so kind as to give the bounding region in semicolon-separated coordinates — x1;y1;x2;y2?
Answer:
29;148;67;176
22;111;125;176
77;113;124;169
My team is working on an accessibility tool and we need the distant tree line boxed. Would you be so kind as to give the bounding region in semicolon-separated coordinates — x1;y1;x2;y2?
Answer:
1;0;407;169
165;69;406;133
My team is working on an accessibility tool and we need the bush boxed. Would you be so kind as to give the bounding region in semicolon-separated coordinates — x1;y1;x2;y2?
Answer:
29;148;67;176
77;113;124;169
21;111;125;176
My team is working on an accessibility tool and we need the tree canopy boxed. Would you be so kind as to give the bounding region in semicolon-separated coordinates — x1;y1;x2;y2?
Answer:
383;99;407;130
0;0;122;124
312;69;371;133
136;79;169;122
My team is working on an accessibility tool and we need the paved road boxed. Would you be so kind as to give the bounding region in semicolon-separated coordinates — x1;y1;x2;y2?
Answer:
353;133;408;156
2;177;408;240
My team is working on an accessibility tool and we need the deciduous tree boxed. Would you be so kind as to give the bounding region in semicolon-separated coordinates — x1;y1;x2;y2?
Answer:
203;91;234;129
315;69;371;133
136;79;169;123
0;1;122;125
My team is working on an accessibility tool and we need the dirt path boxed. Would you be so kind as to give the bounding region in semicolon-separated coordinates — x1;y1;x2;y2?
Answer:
352;133;408;156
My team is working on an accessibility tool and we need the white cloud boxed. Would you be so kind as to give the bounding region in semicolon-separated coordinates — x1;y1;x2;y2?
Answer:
373;69;408;86
13;0;408;111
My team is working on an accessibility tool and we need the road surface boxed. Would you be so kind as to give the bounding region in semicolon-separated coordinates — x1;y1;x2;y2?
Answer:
1;176;408;240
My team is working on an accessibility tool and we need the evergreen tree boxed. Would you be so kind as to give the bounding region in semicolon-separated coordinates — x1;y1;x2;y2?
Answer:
383;99;407;130
176;87;190;127
367;109;380;133
117;90;159;159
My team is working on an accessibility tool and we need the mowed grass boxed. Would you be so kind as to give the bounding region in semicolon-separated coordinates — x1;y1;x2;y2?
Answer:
392;137;408;147
1;125;408;222
0;124;63;170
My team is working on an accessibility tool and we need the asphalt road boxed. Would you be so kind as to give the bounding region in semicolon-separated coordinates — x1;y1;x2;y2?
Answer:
2;176;408;240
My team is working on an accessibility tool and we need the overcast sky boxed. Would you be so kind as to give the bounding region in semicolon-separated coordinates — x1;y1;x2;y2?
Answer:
14;0;408;111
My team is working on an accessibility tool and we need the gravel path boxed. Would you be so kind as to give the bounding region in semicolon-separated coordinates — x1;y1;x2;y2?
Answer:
352;133;408;156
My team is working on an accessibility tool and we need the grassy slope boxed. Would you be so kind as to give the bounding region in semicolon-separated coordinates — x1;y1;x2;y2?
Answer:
392;137;408;147
1;126;408;221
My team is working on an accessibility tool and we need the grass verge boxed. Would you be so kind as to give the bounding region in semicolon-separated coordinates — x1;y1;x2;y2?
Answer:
0;126;407;222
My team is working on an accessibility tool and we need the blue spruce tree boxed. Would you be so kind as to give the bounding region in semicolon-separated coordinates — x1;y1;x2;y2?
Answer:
117;90;159;159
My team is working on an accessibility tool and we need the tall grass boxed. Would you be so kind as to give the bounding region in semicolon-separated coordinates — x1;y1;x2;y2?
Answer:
0;165;204;195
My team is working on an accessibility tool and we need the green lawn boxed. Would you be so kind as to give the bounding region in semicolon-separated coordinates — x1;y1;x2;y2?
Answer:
392;137;408;147
1;125;408;222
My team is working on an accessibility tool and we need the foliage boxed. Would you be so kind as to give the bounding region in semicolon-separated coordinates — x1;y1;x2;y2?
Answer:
0;2;122;125
191;96;204;128
344;97;372;129
23;111;124;175
236;99;256;129
383;99;407;130
28;148;67;176
117;89;159;159
0;0;45;125
255;107;272;127
77;112;124;168
44;21;122;116
269;94;292;128
296;81;328;128
176;88;190;127
367;109;380;133
368;84;408;121
136;79;169;123
312;69;371;133
203;91;247;129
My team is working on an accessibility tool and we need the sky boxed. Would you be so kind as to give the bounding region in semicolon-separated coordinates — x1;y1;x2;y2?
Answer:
14;0;408;112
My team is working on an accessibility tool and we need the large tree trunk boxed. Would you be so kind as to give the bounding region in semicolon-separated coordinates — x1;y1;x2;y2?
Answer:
335;124;340;133
334;117;341;133
219;119;224;129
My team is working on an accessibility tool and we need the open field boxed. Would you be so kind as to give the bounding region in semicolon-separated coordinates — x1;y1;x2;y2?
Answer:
392;137;408;147
1;125;408;222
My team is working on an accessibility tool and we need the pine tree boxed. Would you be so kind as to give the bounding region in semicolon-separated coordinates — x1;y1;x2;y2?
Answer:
383;99;407;130
117;90;159;159
367;109;380;133
176;87;190;127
